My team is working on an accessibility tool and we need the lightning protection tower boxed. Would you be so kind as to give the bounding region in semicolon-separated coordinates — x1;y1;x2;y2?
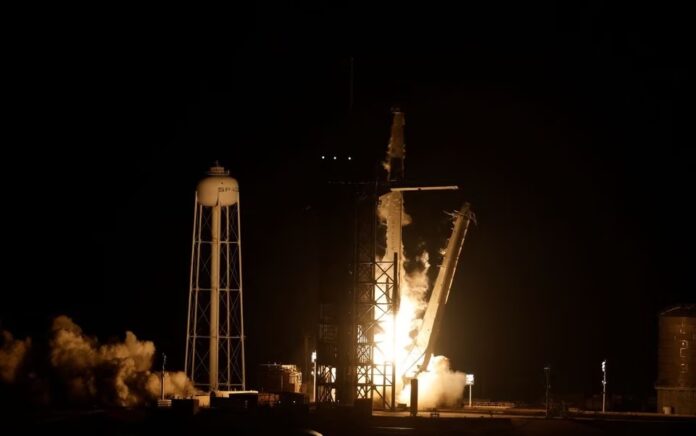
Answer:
185;163;246;391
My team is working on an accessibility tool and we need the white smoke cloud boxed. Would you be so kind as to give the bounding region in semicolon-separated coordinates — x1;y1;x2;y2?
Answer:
146;370;195;399
50;316;98;374
404;252;430;307
377;192;412;227
400;355;468;409
0;330;31;383
49;315;195;406
375;187;468;410
1;315;195;407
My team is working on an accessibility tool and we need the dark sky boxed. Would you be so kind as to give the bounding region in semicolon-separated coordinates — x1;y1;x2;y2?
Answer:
3;3;692;402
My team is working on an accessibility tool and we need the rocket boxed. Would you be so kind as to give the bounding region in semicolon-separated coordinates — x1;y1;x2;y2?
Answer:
386;106;405;184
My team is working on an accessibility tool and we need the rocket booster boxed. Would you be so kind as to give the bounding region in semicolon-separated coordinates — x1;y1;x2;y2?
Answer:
387;107;405;184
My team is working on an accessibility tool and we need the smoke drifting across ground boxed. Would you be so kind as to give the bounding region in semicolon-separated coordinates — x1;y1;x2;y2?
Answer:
397;252;469;408
0;315;194;407
0;330;30;384
401;356;468;409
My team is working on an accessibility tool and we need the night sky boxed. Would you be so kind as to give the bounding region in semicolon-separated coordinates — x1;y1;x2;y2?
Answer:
3;4;691;404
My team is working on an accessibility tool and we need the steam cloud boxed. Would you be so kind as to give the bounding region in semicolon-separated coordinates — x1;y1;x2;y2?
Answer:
401;356;468;409
0;330;30;383
0;315;194;407
377;188;469;409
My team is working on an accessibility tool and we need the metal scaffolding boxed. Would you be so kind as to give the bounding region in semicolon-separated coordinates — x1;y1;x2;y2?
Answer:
353;184;399;410
316;302;339;403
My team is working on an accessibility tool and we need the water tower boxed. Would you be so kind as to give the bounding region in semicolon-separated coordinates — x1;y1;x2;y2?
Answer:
657;304;696;415
185;163;246;391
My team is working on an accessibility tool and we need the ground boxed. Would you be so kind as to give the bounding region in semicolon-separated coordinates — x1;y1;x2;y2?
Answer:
4;407;695;435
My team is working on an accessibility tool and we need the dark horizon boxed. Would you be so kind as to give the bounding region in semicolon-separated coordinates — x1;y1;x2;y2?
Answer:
1;4;692;406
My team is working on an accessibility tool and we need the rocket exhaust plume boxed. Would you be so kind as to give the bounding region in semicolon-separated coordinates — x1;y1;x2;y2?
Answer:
375;196;470;408
0;315;194;407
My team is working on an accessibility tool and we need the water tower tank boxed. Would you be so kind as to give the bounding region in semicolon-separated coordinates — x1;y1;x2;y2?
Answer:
196;164;239;207
656;304;696;415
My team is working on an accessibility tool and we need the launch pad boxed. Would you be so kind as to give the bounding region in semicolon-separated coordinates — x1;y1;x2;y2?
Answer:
9;404;696;436
316;108;476;412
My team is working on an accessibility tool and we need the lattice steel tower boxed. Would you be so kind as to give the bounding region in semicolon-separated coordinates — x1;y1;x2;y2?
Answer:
185;163;246;391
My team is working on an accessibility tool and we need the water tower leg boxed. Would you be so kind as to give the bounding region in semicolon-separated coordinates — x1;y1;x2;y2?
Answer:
210;204;221;391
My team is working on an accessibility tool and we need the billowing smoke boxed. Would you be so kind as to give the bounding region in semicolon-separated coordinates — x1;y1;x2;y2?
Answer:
376;188;468;409
396;257;469;409
145;370;194;400
378;192;412;228
0;330;30;383
402;252;430;318
0;315;194;407
400;356;468;409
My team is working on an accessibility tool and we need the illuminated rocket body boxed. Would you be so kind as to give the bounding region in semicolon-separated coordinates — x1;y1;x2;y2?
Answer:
386;108;405;184
376;107;475;390
369;108;408;409
380;107;408;266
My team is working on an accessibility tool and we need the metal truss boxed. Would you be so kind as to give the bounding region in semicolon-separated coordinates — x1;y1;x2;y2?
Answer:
353;185;398;410
185;194;246;391
315;182;399;410
316;303;339;403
